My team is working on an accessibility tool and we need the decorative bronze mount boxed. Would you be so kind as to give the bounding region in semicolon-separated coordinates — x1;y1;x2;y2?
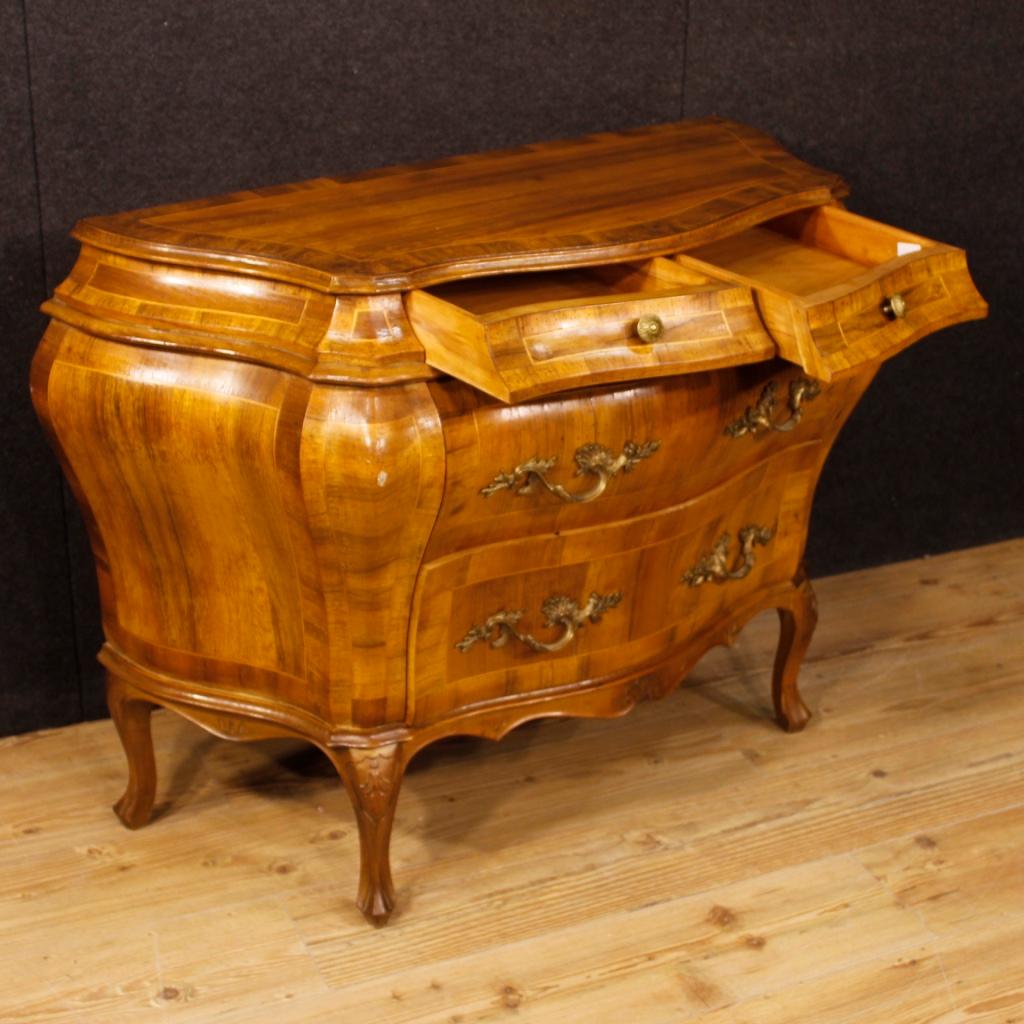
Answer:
481;441;661;504
724;378;821;438
683;525;774;586
456;591;623;654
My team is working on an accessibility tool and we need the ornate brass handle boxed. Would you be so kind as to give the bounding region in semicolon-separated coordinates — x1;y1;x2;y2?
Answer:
635;314;664;342
682;525;774;586
882;293;908;319
481;440;660;503
456;591;623;654
724;378;821;438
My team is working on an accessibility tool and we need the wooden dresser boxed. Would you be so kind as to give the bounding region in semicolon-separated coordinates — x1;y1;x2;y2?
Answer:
31;119;987;925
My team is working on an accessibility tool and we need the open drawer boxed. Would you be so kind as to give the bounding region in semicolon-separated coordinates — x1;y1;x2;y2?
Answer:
405;257;775;402
674;205;987;381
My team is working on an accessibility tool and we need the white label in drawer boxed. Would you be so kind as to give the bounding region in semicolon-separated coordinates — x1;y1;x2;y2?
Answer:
897;241;922;256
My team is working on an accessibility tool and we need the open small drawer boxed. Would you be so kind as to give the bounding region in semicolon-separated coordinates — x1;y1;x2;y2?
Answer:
674;205;987;381
405;258;775;402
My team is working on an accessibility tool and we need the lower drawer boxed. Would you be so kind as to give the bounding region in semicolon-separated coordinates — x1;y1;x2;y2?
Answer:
409;445;820;725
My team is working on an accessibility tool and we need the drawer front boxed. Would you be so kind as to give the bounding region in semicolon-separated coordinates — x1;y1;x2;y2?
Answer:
409;447;818;725
800;249;983;375
423;362;869;560
676;205;986;381
406;259;776;403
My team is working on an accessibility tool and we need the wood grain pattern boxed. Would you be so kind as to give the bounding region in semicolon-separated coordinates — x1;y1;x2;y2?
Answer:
411;447;810;724
1;541;1020;1021
35;323;328;715
30;119;988;925
423;363;869;560
40;245;436;384
72;118;848;293
298;382;445;729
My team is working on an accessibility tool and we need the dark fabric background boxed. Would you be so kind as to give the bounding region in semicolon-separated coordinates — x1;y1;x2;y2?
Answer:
2;0;1020;735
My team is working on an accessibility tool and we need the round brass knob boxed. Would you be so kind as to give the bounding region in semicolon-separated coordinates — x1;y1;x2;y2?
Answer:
635;314;664;342
881;293;908;320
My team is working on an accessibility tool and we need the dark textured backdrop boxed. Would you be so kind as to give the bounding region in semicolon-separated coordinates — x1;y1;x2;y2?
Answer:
2;0;1021;735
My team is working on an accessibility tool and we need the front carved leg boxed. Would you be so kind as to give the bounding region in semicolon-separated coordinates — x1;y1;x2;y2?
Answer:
107;672;158;829
772;572;818;733
326;743;406;926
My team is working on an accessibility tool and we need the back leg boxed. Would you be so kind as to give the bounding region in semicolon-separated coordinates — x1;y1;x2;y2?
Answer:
772;571;818;733
107;672;159;828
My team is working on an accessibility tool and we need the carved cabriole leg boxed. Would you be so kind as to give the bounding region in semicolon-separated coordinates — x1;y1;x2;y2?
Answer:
106;672;158;829
324;742;407;926
772;570;819;733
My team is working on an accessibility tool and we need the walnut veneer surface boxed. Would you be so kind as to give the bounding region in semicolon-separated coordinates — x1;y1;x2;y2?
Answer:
31;118;987;925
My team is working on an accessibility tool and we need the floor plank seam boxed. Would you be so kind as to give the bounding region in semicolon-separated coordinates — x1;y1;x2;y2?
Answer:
276;891;336;999
844;796;1024;864
905;900;962;1016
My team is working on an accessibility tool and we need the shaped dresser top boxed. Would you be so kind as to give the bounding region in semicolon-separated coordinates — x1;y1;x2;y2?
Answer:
72;118;847;294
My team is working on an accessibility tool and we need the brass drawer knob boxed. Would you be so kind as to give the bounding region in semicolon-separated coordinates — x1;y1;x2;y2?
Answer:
635;314;664;342
456;591;623;655
881;293;908;319
683;525;774;586
481;440;660;503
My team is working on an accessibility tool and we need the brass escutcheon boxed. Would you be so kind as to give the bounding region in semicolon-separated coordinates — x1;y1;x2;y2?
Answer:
481;440;660;503
682;525;774;586
456;591;623;655
724;378;821;438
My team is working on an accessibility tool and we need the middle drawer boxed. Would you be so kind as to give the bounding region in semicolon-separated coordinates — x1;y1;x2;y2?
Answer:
424;360;867;560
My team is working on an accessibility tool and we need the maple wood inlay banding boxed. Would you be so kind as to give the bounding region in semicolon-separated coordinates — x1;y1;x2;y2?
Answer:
31;118;987;925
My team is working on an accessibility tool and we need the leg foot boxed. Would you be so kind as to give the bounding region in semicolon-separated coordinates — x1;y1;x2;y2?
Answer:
107;673;158;828
326;743;406;926
772;573;818;733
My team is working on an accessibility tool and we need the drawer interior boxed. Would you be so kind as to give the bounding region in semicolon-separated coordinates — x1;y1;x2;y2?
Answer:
671;203;989;382
679;205;933;298
425;257;723;317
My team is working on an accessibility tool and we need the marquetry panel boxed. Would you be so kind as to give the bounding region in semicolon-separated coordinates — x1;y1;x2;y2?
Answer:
73;118;848;291
424;364;872;560
410;447;819;724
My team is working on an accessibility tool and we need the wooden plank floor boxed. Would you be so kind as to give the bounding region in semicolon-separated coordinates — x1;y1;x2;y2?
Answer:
2;539;1022;1023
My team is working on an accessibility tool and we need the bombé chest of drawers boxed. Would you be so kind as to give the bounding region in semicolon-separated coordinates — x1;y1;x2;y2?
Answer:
31;118;987;924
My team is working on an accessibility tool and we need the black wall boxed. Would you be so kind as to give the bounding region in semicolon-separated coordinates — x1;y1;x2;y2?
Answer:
2;0;1021;736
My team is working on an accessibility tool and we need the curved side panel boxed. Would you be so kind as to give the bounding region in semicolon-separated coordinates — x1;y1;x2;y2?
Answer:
31;325;116;632
300;382;445;728
33;322;329;716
